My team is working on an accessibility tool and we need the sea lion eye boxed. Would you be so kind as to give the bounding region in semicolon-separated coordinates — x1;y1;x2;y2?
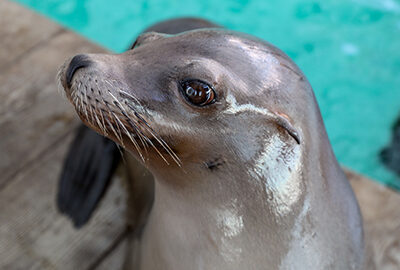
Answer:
180;80;216;106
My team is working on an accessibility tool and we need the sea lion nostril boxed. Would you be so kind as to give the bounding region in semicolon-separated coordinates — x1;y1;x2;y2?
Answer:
66;54;92;87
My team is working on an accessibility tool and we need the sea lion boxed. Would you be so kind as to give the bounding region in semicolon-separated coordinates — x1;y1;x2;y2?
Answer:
58;18;366;269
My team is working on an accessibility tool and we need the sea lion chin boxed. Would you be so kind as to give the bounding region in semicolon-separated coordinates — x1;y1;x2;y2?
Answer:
58;26;366;269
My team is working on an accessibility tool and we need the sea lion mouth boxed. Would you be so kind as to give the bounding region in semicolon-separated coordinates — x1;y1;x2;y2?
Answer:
57;59;181;166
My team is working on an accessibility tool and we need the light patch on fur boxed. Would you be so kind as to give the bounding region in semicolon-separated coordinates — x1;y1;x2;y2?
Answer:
224;94;274;116
280;195;323;269
250;132;301;215
215;202;244;263
216;208;244;238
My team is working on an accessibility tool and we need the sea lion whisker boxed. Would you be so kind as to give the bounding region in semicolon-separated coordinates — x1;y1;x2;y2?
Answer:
93;108;106;134
124;117;149;154
101;95;124;145
109;95;148;149
116;143;125;162
143;123;181;162
124;127;146;162
110;112;124;145
56;67;67;99
75;95;82;113
108;79;130;98
79;92;86;119
143;136;170;165
71;91;78;106
119;89;142;105
107;90;132;118
89;104;96;126
112;111;145;162
109;89;170;163
72;89;80;111
127;108;181;166
107;88;150;153
143;126;182;167
99;109;108;136
77;82;89;121
112;108;144;161
127;130;146;162
83;85;95;125
105;116;124;146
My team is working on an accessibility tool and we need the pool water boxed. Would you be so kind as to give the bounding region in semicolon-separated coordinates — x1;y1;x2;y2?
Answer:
14;0;400;188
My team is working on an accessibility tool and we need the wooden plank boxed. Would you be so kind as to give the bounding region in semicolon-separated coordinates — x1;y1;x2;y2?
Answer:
0;133;126;270
0;0;63;71
346;170;400;270
0;29;106;188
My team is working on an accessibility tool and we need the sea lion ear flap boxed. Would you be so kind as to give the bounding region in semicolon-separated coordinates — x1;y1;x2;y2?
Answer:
131;32;171;49
273;112;301;144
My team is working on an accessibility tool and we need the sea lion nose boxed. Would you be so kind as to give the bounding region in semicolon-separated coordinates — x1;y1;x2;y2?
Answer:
66;54;92;87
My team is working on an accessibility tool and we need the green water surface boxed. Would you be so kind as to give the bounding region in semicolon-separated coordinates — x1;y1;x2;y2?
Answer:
13;0;400;188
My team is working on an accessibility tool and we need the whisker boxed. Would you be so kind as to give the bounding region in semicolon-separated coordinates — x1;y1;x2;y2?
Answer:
79;92;85;118
112;98;148;151
144;136;170;165
99;109;108;136
105;116;124;146
56;66;67;100
108;89;131;119
119;89;142;105
145;127;182;167
125;117;149;153
108;89;150;154
79;82;90;121
112;111;145;162
110;111;124;146
93;109;106;134
125;103;181;166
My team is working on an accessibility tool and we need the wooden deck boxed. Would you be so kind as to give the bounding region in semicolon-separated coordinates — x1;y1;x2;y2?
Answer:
0;1;399;269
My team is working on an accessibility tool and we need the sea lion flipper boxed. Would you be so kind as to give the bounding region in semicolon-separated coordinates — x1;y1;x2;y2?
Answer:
57;125;121;228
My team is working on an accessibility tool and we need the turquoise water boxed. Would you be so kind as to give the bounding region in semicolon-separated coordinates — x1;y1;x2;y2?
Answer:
14;0;400;188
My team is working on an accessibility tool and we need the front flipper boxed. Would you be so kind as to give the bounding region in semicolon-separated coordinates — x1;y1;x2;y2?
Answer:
57;125;121;228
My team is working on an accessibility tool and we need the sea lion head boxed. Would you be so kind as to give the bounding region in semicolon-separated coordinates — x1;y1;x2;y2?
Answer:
58;29;318;181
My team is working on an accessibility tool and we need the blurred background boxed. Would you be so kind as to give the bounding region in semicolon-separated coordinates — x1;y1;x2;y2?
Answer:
14;0;400;188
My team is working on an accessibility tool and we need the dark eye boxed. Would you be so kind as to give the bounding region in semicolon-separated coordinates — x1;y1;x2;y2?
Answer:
180;80;216;106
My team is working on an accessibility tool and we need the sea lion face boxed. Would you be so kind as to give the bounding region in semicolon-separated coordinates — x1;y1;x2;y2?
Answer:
59;29;307;178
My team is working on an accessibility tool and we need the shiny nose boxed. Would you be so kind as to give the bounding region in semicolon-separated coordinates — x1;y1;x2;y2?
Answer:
66;54;92;87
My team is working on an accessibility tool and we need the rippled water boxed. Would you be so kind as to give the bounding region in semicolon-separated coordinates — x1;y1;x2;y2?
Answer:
14;0;400;188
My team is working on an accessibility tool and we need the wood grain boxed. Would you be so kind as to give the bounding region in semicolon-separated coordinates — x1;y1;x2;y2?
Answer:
0;18;105;188
0;2;127;269
347;170;400;270
0;133;126;270
0;0;62;72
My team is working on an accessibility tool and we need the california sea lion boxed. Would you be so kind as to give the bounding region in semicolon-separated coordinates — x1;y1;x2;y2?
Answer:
58;18;366;269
